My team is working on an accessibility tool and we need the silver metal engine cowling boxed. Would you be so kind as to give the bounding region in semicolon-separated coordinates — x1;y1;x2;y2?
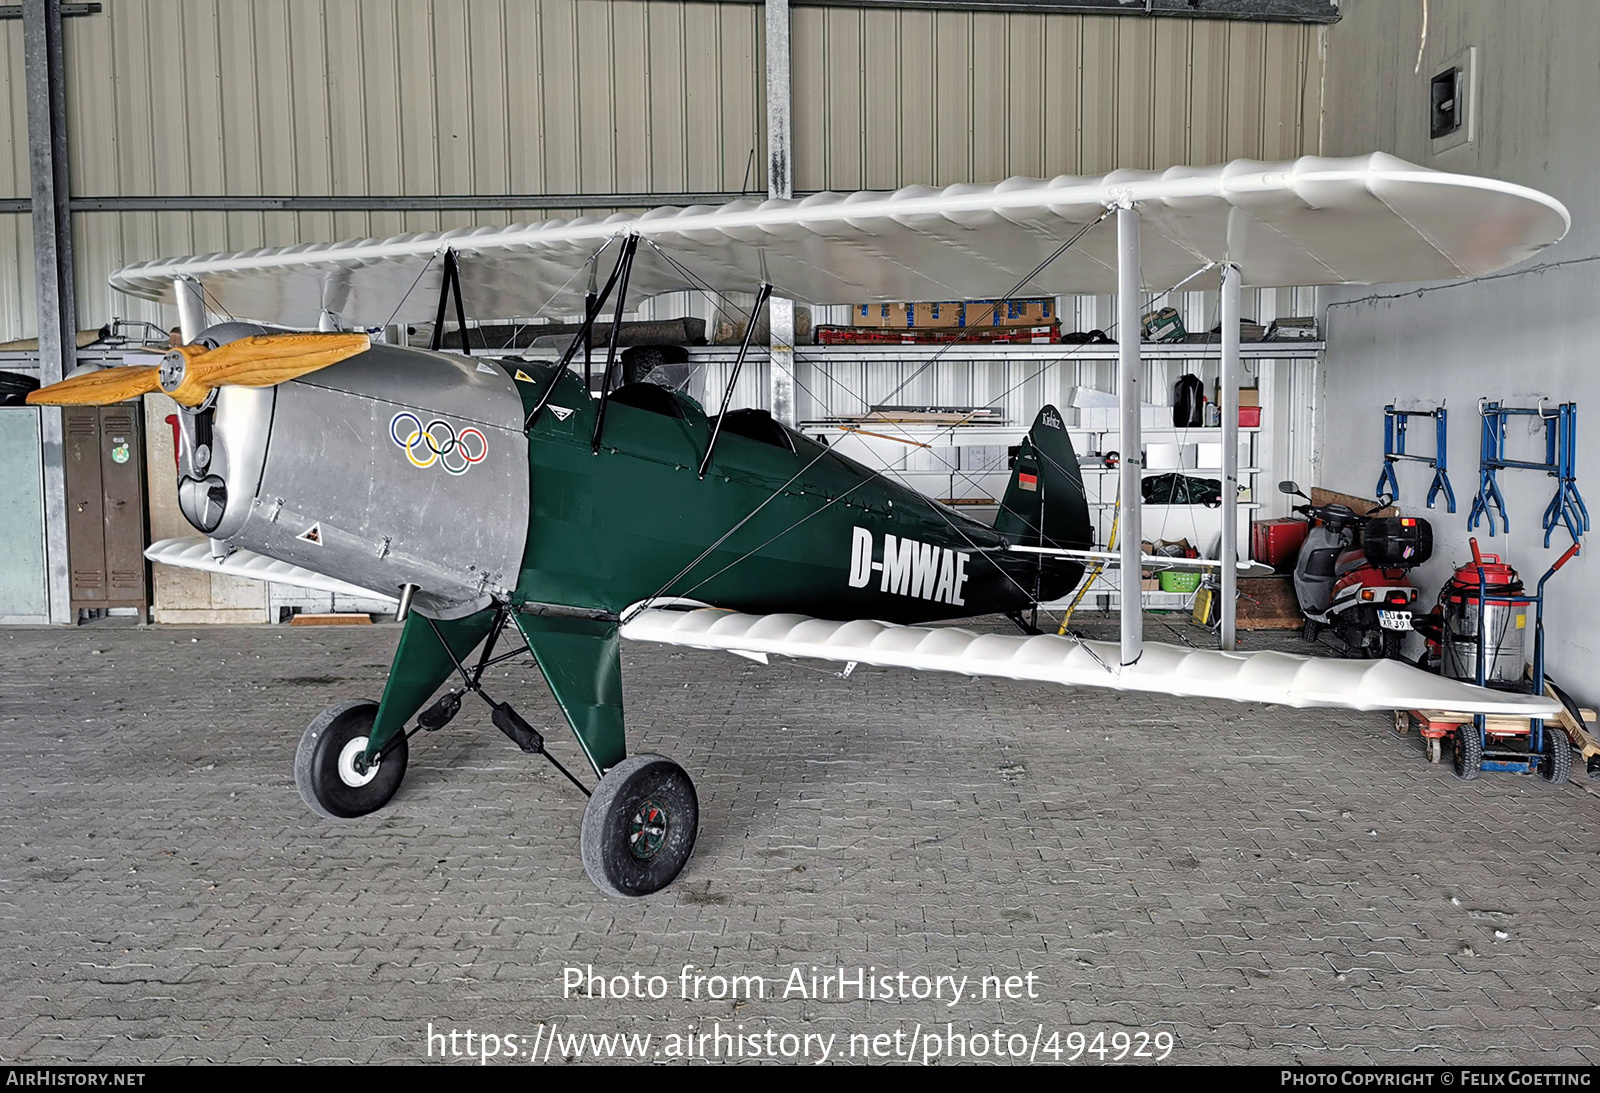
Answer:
180;331;531;615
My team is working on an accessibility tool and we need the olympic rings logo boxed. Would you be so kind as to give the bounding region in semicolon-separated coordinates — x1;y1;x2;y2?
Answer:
389;412;488;476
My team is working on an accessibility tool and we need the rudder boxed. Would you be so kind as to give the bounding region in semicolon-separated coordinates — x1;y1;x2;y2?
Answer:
993;405;1093;551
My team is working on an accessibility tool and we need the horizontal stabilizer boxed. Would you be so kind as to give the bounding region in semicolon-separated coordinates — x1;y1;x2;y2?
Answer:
620;606;1561;718
1007;545;1274;578
145;536;398;602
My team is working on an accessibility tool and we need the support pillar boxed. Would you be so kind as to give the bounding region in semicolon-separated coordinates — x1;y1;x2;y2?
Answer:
765;0;796;426
24;0;74;625
1115;204;1143;666
1219;263;1242;650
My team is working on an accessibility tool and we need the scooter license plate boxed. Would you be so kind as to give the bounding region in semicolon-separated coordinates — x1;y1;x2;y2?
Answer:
1377;610;1413;631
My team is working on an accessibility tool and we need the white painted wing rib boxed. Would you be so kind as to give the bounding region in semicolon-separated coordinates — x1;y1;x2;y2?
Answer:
106;153;1569;327
145;536;399;603
620;607;1561;719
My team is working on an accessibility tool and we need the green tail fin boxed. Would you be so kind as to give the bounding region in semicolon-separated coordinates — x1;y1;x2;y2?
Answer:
993;405;1093;551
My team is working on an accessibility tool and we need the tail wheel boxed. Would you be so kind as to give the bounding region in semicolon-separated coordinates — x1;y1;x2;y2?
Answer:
294;701;408;819
580;754;698;898
1450;724;1483;781
1535;726;1573;787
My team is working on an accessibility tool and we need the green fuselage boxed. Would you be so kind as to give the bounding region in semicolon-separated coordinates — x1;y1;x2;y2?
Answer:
506;363;1071;624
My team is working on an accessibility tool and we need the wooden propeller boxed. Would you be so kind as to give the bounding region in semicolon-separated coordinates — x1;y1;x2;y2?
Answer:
26;331;372;408
23;364;162;406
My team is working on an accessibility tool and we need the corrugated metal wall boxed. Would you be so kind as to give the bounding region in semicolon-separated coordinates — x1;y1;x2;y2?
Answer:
0;2;1322;339
790;7;1320;189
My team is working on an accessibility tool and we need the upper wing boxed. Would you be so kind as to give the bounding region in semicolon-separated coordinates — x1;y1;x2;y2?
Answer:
620;605;1562;718
107;153;1569;327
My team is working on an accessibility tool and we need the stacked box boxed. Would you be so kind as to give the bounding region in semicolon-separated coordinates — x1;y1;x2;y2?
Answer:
852;299;1055;329
960;444;1008;473
903;445;958;472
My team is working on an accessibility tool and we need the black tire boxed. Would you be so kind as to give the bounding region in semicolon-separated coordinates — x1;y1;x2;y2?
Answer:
294;701;408;820
1535;725;1573;787
580;754;698;898
1382;629;1405;660
1302;619;1320;642
1588;754;1600;782
1450;723;1483;781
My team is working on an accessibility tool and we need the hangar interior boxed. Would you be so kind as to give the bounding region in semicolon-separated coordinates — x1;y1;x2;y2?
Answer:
6;0;1600;1068
2;0;1326;625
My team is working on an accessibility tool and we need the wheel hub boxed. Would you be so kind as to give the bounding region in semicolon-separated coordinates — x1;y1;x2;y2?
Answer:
628;799;670;860
336;736;380;788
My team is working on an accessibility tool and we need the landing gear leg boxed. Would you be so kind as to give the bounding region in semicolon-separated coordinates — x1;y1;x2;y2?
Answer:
1007;611;1043;636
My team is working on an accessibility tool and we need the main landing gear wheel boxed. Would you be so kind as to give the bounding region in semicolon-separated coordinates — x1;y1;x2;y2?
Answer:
294;701;408;820
580;754;698;898
1535;726;1573;787
1450;723;1483;781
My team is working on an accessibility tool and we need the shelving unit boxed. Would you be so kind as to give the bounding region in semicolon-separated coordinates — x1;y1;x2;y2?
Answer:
1061;424;1263;613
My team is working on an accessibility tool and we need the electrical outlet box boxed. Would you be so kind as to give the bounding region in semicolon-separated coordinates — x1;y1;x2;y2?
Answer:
1429;47;1477;154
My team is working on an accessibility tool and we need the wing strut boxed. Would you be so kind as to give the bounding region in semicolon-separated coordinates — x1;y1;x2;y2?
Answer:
591;234;641;453
699;281;774;478
427;248;474;355
526;239;630;431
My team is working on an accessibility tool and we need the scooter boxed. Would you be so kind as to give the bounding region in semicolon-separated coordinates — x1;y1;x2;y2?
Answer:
1278;481;1434;659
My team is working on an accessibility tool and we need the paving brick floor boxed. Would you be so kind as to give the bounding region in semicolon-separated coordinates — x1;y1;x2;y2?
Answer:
2;617;1600;1065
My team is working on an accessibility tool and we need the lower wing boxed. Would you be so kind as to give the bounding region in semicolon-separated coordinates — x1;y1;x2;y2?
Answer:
620;605;1559;718
145;536;399;602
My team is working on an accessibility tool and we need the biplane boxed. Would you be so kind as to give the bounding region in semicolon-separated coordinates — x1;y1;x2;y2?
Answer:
29;153;1571;896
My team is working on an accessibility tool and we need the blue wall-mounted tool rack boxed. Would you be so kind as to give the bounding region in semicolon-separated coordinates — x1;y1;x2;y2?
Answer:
1468;399;1588;546
1376;404;1455;512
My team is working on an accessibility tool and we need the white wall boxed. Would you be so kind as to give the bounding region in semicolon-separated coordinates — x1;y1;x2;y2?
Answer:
1318;0;1600;684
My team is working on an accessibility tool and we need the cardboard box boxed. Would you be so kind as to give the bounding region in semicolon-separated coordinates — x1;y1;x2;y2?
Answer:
1238;388;1260;407
903;445;958;472
1145;443;1197;470
959;444;1008;473
1194;439;1250;470
963;298;1056;328
852;298;1055;329
853;302;965;329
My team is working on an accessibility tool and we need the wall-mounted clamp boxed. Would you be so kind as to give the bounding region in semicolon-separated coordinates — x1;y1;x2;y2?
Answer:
1468;398;1588;546
1377;403;1455;512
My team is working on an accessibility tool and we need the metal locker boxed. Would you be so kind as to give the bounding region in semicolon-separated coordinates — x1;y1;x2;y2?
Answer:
99;406;148;609
64;404;150;620
64;407;107;606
